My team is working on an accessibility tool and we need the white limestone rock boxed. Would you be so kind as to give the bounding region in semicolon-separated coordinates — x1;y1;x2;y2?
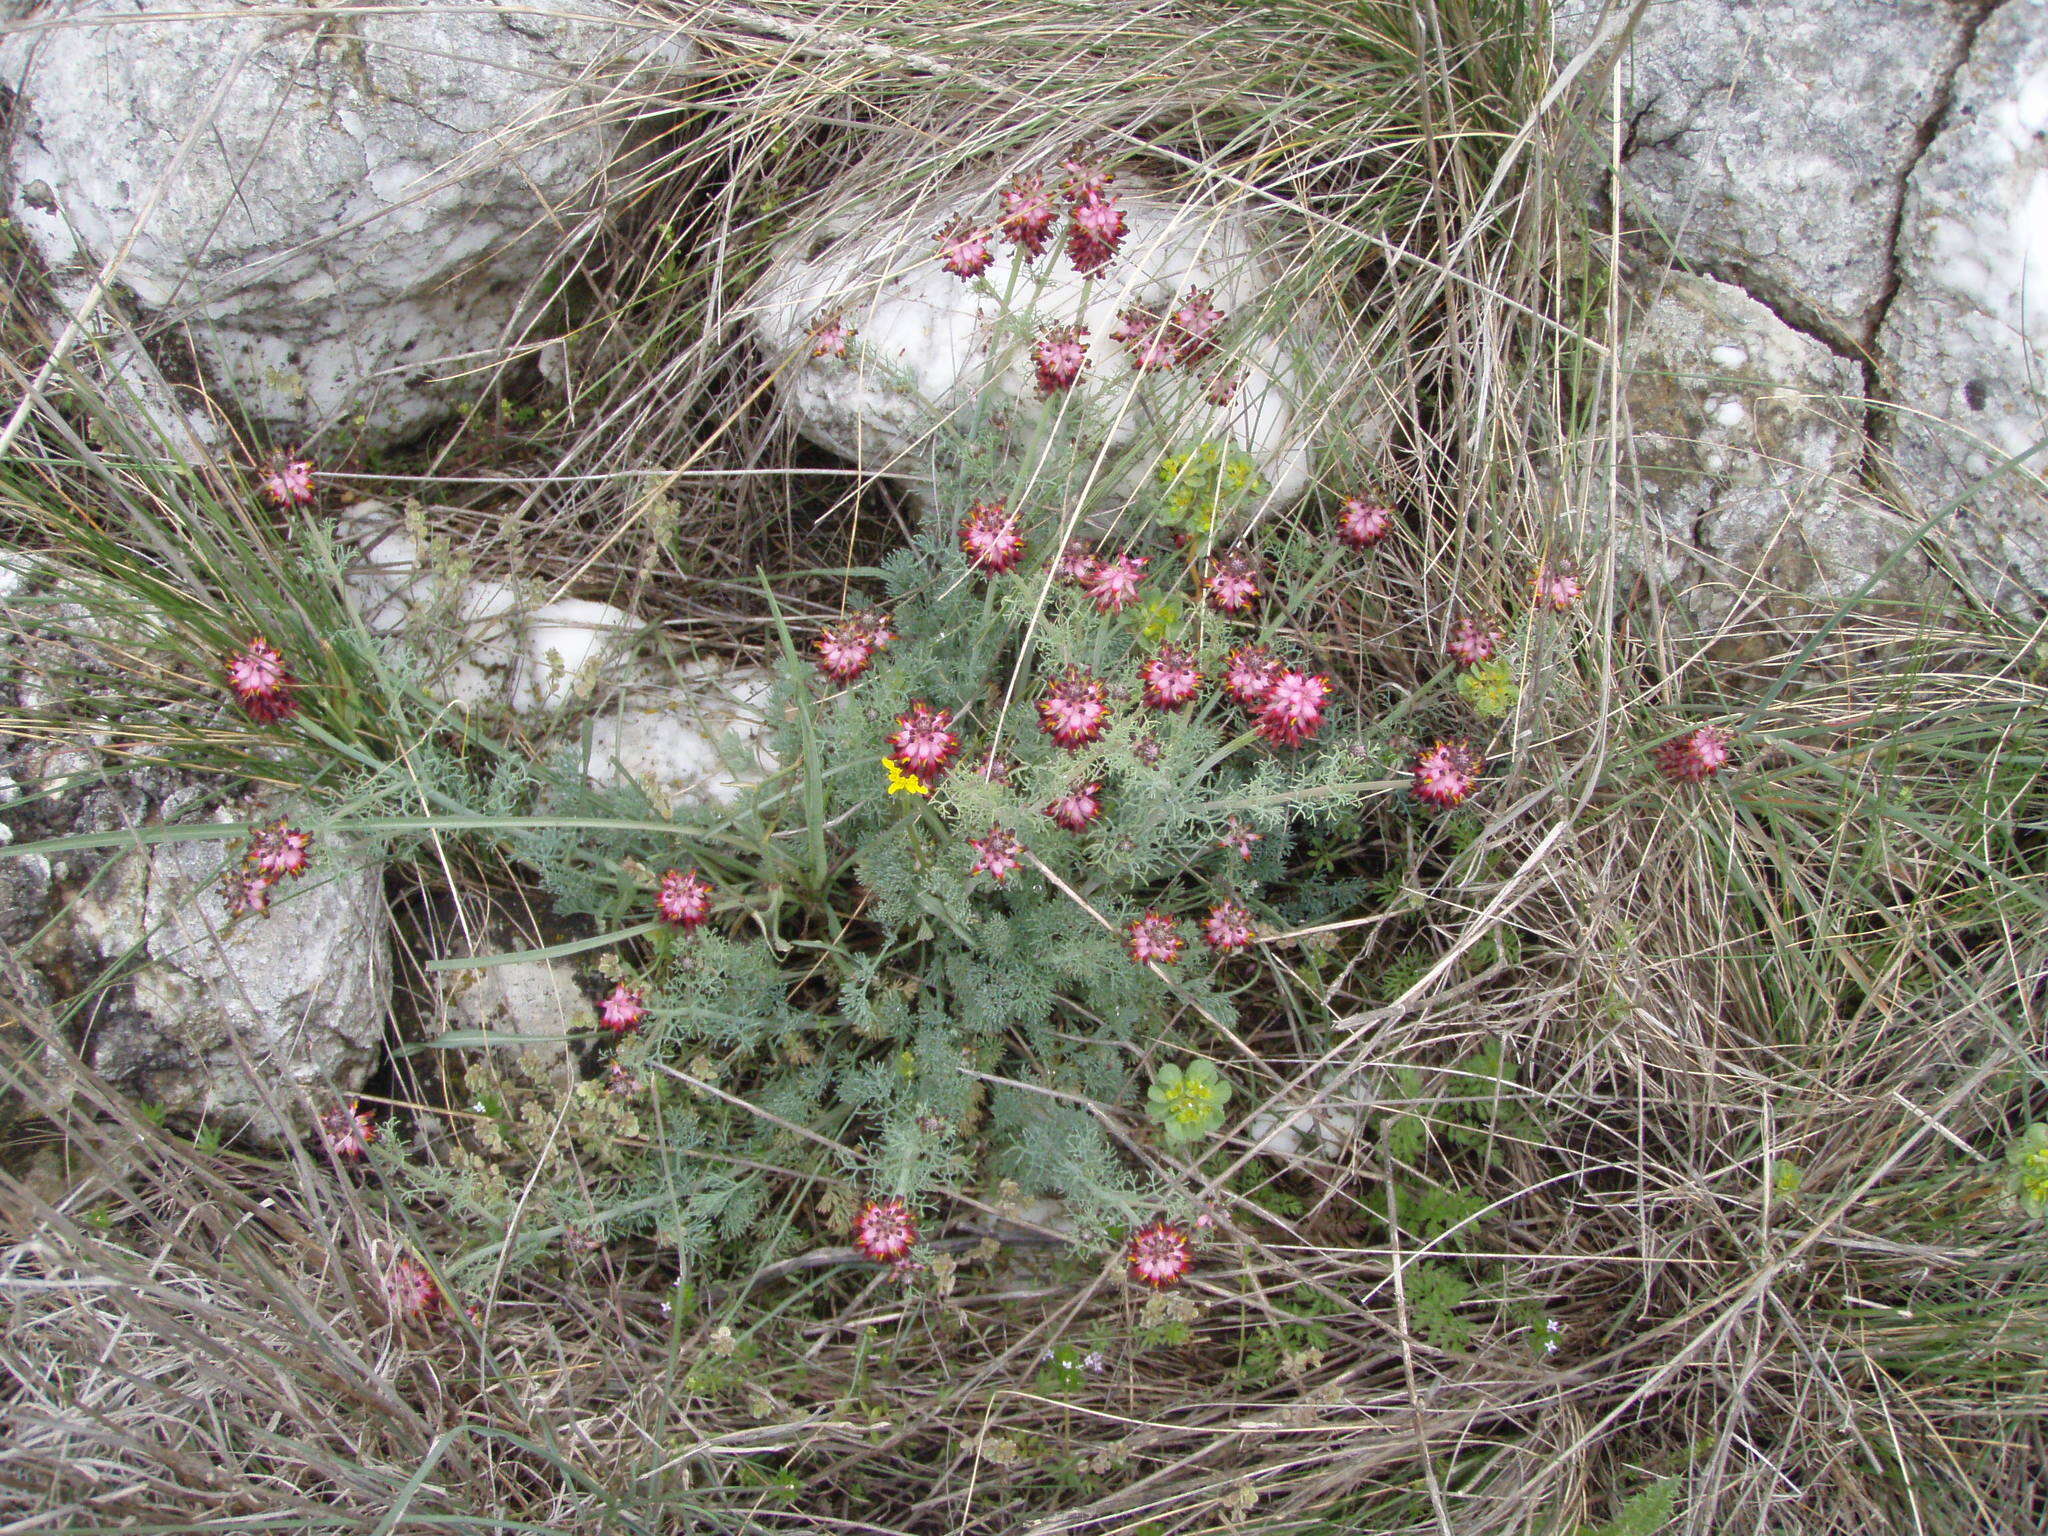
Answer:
333;506;776;798
512;598;641;713
338;504;526;708
1878;0;2048;610
584;659;778;809
748;172;1335;513
0;0;694;448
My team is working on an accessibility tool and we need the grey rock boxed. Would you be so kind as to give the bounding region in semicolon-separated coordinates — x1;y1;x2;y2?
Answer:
77;821;390;1145
1877;0;2048;611
0;0;693;448
1559;0;1963;342
1610;271;1922;635
439;950;595;1062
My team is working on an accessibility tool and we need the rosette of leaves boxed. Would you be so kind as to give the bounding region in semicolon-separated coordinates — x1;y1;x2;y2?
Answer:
1454;658;1518;719
1147;1057;1233;1145
1153;441;1266;535
2007;1123;2048;1218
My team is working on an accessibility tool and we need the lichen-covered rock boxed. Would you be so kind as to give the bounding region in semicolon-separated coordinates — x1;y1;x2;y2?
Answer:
438;940;595;1066
748;172;1334;513
1878;0;2048;610
0;0;693;448
1556;0;1962;342
1609;271;1919;635
73;821;389;1145
584;659;778;809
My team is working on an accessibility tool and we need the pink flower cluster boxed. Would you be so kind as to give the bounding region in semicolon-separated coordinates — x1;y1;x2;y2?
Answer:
259;456;315;507
1214;643;1333;748
852;1196;919;1264
226;635;298;723
657;867;714;928
1109;288;1228;372
319;1101;377;1161
890;701;962;780
808;311;854;357
935;145;1129;284
1654;725;1734;784
1411;738;1482;808
814;609;895;684
222;818;314;917
960;500;1027;573
1127;1217;1193;1288
599;983;647;1035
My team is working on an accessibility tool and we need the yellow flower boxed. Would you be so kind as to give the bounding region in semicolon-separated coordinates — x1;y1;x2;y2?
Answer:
883;758;931;796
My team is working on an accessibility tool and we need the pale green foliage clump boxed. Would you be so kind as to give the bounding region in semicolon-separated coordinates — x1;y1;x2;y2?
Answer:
2007;1123;2048;1217
417;383;1388;1278
1454;657;1518;718
1154;441;1267;534
1147;1057;1234;1144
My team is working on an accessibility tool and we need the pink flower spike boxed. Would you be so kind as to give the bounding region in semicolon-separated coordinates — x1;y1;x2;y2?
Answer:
1203;550;1261;614
1127;911;1184;965
1202;899;1257;952
936;217;996;280
1085;553;1147;613
1447;618;1500;670
1067;194;1126;276
852;1196;918;1263
1205;369;1243;406
1337;497;1394;549
1055;539;1099;584
599;984;647;1035
1058;147;1114;203
808;312;853;358
1218;815;1263;861
1532;562;1584;612
222;871;274;917
1169;288;1226;363
1256;670;1333;747
1141;645;1202;711
1653;724;1734;784
977;750;1015;787
657;867;714;928
260;456;315;507
1127;1218;1192;1289
384;1254;443;1320
959;499;1027;573
968;824;1026;884
1411;739;1482;808
318;1101;376;1161
247;819;313;879
999;172;1059;258
1110;305;1180;371
1222;645;1282;709
607;1059;642;1097
1038;665;1111;749
889;701;961;780
815;620;875;683
1044;780;1103;832
226;635;299;723
1033;323;1089;396
850;609;895;651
